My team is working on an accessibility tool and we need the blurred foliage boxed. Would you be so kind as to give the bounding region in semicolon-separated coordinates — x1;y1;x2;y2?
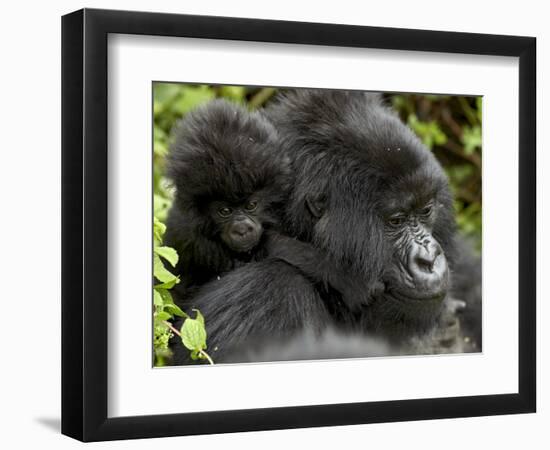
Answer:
152;84;482;364
389;94;482;249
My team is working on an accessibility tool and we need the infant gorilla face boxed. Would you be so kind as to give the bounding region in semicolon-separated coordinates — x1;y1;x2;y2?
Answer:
210;199;263;252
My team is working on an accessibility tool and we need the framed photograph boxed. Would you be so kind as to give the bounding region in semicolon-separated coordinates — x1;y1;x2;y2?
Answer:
61;8;536;442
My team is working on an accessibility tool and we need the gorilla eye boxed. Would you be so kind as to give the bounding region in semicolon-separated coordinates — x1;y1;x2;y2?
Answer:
218;206;233;217
388;216;405;227
419;205;433;217
245;201;257;212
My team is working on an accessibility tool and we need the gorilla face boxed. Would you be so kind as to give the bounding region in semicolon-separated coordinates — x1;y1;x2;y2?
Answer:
380;190;449;309
209;199;264;253
299;161;452;320
368;163;456;333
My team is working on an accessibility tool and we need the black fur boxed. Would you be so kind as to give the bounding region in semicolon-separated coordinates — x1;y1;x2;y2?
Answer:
165;99;364;363
267;90;459;340
170;259;331;364
164;98;366;306
164;99;290;293
169;90;481;364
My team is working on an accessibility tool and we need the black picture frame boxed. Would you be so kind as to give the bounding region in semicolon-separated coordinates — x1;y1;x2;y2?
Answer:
61;8;536;442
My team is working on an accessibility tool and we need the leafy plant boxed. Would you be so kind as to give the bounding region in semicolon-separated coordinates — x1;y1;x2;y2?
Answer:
179;310;213;364
153;215;212;366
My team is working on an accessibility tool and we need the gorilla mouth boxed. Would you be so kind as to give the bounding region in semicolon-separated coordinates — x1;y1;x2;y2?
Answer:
228;236;261;253
387;288;446;304
374;287;446;327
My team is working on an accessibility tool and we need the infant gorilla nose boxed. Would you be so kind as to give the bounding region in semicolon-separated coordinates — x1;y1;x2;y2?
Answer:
231;221;254;237
226;218;262;252
406;240;449;299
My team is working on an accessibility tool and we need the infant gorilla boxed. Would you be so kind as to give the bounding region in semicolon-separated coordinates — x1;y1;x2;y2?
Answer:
164;99;360;306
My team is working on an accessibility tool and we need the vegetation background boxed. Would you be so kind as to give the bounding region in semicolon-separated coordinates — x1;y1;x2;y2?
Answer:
152;83;482;365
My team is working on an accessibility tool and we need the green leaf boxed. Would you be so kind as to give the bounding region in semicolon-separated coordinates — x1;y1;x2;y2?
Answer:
154;278;179;290
153;217;166;243
154;139;168;157
476;97;483;122
407;114;447;150
153;100;163;117
153;124;167;141
192;309;205;327
165;303;187;317
180;315;207;352
154;194;172;221
462;125;482;155
172;86;215;115
157;289;174;304
153;289;163;307
155;311;171;322
153;254;178;284
154;324;172;354
153;288;186;316
153;82;182;103
154;246;179;267
219;85;246;101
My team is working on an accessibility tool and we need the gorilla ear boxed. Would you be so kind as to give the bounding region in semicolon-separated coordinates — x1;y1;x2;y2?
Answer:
306;194;326;218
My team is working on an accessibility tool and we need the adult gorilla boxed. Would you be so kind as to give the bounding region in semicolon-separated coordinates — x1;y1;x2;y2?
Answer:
170;90;476;364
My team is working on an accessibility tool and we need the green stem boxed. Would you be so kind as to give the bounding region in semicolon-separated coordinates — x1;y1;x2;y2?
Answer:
163;320;180;336
248;87;276;109
199;350;214;365
162;321;215;365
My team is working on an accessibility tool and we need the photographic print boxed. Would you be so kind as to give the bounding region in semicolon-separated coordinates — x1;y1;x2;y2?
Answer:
62;9;535;441
152;84;482;367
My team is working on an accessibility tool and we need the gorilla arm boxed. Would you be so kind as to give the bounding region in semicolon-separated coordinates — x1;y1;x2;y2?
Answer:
263;231;373;310
169;259;331;364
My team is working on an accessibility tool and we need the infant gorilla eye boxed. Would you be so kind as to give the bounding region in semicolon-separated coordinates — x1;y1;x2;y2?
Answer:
218;206;233;217
244;201;258;211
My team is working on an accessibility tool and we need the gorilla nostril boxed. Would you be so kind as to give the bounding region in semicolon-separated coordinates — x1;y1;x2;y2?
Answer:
414;244;440;273
232;223;254;238
232;227;245;237
415;255;435;273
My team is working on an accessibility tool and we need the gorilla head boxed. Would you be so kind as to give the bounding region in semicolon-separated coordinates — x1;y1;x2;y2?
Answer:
267;90;457;335
165;99;290;287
